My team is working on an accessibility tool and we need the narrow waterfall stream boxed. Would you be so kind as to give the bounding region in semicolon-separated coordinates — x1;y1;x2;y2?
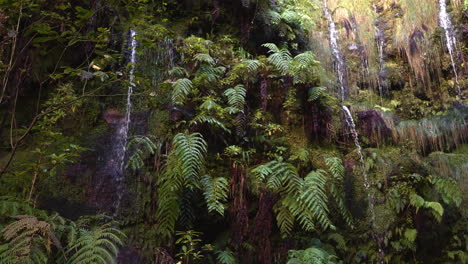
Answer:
323;0;347;101
438;0;460;96
342;105;384;262
374;4;388;97
114;29;137;214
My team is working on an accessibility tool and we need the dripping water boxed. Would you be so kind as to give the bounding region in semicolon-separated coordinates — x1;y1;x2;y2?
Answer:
438;0;460;96
323;0;347;101
341;105;384;263
114;29;137;215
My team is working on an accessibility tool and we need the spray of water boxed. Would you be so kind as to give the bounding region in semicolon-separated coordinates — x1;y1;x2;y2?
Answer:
438;0;460;96
114;29;137;214
323;0;347;101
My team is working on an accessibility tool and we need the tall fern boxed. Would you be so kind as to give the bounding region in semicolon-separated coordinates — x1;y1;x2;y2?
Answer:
156;133;208;238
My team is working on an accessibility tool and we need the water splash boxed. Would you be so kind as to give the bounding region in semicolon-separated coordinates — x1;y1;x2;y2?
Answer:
438;0;460;96
114;29;137;214
342;105;384;262
323;0;347;101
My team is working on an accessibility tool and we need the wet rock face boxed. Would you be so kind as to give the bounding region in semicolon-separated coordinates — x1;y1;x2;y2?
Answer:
356;110;392;145
104;108;125;124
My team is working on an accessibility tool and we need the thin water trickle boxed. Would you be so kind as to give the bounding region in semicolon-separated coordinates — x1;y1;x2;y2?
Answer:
342;105;384;263
114;29;137;215
438;0;460;96
323;0;347;101
374;4;388;97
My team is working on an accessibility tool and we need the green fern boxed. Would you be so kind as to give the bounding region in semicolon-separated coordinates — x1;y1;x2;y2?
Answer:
308;86;327;102
156;133;207;238
216;248;236;264
300;170;334;230
201;175;229;216
126;135;160;171
262;43;292;75
224;85;246;114
410;193;444;222
433;177;462;207
287;246;340;264
172;78;193;105
169;66;189;78
194;53;215;65
325;157;353;227
65;222;125;264
190;114;231;133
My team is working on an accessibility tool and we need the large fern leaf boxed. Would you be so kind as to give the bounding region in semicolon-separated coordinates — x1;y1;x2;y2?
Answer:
172;78;193;105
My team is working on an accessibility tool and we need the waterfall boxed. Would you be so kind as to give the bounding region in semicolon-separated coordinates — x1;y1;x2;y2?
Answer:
341;105;384;262
438;0;460;96
374;4;388;97
114;29;137;214
323;0;347;101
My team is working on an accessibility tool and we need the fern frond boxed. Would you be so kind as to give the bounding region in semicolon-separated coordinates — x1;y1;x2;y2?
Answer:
433;177;462;207
194;53;215;65
308;86;327;102
201;175;229;216
410;193;444;222
172;78;193;105
190;114;230;133
66;222;125;264
156;133;208;238
1;215;59;264
169;66;189;78
300;170;334;230
216;248;236;264
262;43;292;75
224;85;246;114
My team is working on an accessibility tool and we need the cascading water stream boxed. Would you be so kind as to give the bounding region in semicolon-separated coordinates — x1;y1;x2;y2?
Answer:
114;29;137;215
373;4;388;97
438;0;461;96
323;0;347;101
341;105;384;263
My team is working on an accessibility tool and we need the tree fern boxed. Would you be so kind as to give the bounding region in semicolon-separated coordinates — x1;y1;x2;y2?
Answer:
65;222;125;264
201;175;229;216
172;78;193;105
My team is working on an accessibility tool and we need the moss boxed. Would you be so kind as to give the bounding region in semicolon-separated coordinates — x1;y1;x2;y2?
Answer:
373;204;396;234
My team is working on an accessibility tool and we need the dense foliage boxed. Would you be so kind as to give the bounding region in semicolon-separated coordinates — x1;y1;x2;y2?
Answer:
0;0;466;263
